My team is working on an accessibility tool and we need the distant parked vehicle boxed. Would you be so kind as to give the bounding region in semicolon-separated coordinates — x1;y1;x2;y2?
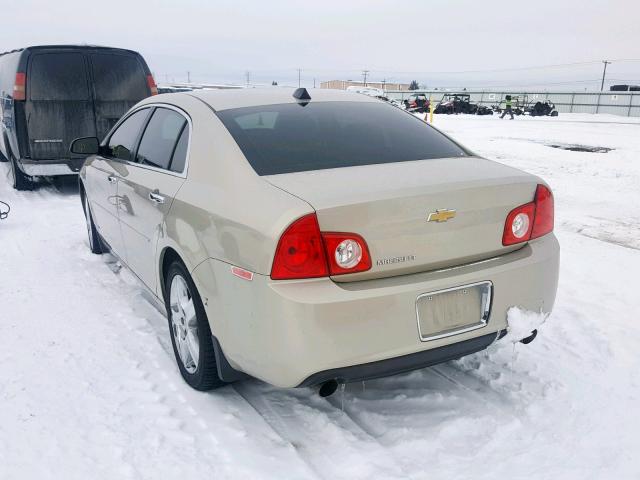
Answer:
434;94;493;115
157;86;193;94
526;100;559;117
0;45;156;190
403;93;430;113
610;84;640;92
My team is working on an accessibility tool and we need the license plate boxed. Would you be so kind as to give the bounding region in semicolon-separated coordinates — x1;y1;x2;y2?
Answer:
415;282;492;341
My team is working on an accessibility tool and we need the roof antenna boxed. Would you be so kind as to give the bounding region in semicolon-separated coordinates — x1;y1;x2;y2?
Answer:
293;88;311;100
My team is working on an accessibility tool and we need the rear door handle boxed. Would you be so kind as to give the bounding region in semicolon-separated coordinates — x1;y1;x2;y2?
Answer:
148;192;166;204
107;175;117;184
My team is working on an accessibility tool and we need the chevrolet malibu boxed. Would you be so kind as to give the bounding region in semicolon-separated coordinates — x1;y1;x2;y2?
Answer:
74;88;559;393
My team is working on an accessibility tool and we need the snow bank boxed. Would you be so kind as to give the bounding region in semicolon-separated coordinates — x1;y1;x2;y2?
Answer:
1;113;639;479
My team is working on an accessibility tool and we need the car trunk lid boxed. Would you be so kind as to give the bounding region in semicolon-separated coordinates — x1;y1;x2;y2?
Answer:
265;157;539;282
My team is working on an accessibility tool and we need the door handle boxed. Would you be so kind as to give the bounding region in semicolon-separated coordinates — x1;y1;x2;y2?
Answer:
107;175;117;184
148;192;166;204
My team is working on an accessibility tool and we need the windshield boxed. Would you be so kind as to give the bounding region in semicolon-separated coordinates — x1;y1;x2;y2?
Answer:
216;101;467;175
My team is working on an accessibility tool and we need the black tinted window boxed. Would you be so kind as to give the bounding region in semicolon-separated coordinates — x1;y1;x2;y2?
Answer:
90;54;149;101
136;108;186;170
170;126;189;173
217;101;466;175
107;109;149;161
29;53;89;101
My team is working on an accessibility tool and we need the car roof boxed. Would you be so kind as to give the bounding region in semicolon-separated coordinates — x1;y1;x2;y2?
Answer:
183;88;381;111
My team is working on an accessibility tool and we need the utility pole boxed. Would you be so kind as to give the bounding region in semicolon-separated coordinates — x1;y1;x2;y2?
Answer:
187;71;191;83
313;78;316;88
362;70;369;87
297;68;302;87
600;60;611;91
245;70;251;86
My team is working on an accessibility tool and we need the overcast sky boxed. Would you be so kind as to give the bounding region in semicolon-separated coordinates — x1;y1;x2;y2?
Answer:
3;0;639;89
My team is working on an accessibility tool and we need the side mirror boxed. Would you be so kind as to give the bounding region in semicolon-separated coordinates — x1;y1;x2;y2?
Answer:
70;137;100;155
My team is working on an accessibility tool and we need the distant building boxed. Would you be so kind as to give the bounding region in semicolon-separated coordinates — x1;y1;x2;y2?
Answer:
320;80;410;91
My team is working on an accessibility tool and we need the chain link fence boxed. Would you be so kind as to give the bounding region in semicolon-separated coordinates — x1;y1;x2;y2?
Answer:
385;90;640;117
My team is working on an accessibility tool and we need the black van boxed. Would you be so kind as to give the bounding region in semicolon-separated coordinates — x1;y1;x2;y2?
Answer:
0;45;157;190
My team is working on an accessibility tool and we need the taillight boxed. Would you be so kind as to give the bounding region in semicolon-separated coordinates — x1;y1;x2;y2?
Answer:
13;73;26;101
531;184;554;239
502;184;554;246
147;74;158;95
270;214;329;280
270;214;372;280
322;233;372;275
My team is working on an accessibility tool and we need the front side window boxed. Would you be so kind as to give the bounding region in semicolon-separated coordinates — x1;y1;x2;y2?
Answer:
106;108;149;161
216;101;467;176
136;108;187;170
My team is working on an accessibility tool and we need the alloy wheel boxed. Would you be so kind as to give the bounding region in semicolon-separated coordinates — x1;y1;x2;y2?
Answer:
170;275;200;373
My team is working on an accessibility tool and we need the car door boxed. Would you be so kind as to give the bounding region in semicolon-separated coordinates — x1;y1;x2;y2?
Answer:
84;108;150;258
117;106;189;294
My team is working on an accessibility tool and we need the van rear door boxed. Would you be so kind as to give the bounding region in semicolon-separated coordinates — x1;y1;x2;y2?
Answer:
25;51;97;160
88;52;150;139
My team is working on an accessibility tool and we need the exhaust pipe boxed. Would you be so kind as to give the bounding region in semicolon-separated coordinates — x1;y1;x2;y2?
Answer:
520;329;538;345
318;379;339;397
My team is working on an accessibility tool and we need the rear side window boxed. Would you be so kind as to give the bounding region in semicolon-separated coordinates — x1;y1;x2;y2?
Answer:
136;108;187;170
90;53;148;101
28;53;89;101
170;126;189;173
107;109;149;161
216;101;466;175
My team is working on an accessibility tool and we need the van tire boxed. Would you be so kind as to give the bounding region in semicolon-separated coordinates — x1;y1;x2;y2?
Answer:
10;157;33;191
165;260;226;391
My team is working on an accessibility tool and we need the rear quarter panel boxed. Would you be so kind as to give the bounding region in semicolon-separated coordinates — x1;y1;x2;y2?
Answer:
156;94;311;281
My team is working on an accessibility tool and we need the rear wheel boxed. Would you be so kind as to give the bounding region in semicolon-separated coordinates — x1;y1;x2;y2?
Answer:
10;157;33;191
165;260;225;391
82;193;103;254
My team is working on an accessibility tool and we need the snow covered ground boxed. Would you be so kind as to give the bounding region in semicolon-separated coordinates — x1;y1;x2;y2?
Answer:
1;113;639;479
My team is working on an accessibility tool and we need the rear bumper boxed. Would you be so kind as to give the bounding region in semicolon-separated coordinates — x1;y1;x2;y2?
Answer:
192;234;560;388
19;158;85;176
298;330;506;386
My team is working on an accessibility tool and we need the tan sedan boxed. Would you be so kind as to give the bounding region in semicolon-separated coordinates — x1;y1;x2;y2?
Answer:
74;88;559;393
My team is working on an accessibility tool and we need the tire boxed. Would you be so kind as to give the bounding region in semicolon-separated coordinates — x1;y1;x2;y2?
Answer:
165;260;226;391
10;157;33;191
82;192;104;254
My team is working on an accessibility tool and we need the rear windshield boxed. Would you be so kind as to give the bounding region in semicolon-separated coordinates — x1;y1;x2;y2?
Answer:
216;101;466;175
90;53;148;101
28;53;89;101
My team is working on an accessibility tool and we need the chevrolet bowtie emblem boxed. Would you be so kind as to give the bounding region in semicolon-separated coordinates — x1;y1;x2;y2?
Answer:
427;209;457;223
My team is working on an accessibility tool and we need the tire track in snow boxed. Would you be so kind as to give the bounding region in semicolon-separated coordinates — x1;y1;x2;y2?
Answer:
102;264;319;480
233;381;409;480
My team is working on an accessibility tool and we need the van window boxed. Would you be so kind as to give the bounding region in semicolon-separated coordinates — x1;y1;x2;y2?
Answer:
28;53;89;101
107;109;149;161
136;108;186;170
90;54;148;101
216;101;467;175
